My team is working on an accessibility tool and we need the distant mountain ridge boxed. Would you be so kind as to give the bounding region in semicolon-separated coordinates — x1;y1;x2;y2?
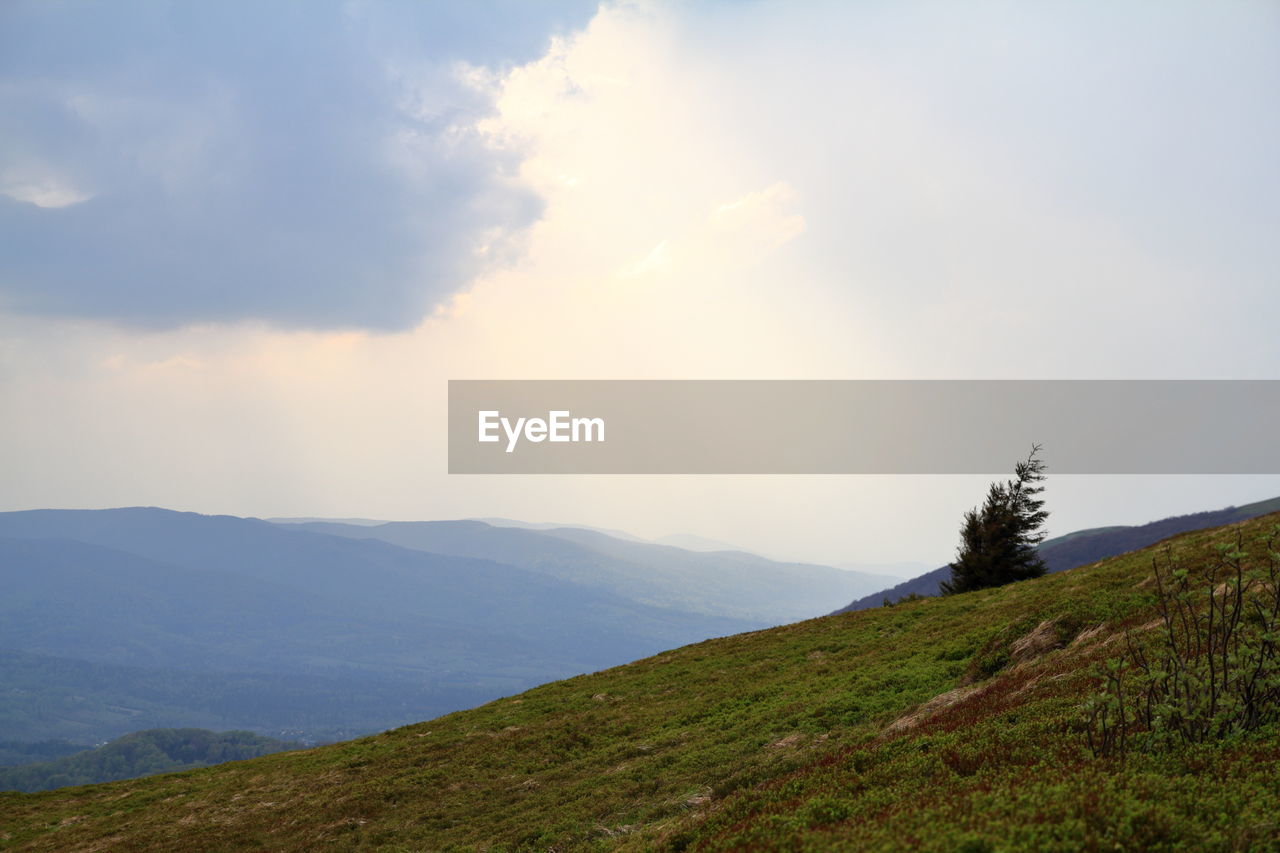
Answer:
0;516;746;673
472;517;649;542
12;500;1272;753
290;515;921;576
11;510;1280;849
834;495;1280;613
0;508;770;743
284;519;894;624
0;507;886;746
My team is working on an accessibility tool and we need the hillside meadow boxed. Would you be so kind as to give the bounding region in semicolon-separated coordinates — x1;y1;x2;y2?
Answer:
3;513;1279;851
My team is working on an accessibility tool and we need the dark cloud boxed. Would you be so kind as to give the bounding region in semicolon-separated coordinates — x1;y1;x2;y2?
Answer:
0;0;597;330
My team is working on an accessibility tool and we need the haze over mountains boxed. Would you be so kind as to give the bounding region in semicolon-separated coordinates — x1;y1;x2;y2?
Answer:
289;519;896;623
0;508;891;746
279;516;928;577
6;497;1275;761
11;509;1280;849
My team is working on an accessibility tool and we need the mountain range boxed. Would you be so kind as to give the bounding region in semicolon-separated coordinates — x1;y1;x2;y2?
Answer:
5;497;1277;758
0;508;891;745
6;507;1277;849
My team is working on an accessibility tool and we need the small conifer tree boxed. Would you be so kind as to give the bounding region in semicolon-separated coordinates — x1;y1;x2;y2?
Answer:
941;445;1049;595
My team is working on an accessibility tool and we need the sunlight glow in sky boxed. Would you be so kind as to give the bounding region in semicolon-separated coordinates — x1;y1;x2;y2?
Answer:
2;1;1279;567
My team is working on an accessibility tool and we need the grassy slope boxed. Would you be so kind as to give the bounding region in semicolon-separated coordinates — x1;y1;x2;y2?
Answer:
3;514;1279;852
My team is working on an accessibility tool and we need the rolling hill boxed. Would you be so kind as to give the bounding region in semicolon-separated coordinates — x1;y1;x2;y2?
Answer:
280;519;895;624
4;510;1277;850
835;494;1280;613
0;507;890;749
0;509;765;744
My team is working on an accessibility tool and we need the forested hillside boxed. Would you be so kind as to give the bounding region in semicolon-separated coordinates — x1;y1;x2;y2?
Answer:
0;729;300;793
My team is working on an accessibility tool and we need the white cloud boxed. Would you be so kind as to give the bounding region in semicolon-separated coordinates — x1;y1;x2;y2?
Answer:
0;177;91;208
1;1;1278;565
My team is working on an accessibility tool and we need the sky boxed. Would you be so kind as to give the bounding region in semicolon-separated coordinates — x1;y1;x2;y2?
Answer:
2;1;1279;571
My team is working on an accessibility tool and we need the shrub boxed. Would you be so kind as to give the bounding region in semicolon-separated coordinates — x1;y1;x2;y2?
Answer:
797;796;852;827
1086;527;1280;756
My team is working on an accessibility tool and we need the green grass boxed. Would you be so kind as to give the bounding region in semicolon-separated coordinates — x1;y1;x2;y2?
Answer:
3;513;1279;851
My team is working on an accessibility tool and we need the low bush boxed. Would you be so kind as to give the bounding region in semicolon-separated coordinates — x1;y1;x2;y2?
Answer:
1086;527;1280;756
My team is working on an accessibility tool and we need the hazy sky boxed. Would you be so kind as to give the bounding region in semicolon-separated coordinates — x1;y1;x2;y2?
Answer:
2;1;1278;570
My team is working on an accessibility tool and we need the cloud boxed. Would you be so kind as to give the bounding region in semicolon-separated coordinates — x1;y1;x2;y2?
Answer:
0;0;596;330
619;184;806;281
2;1;1279;567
